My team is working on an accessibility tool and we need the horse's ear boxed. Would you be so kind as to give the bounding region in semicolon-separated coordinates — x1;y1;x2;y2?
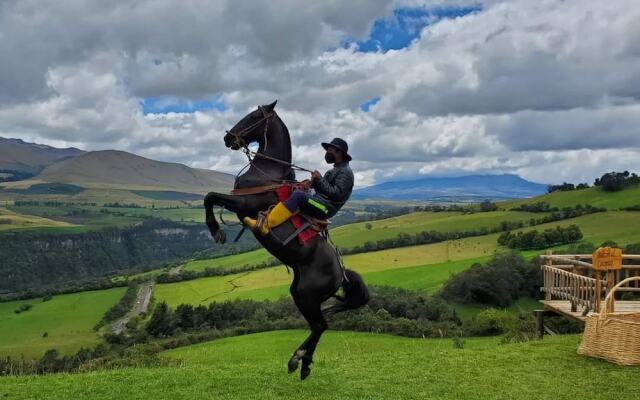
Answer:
263;100;277;112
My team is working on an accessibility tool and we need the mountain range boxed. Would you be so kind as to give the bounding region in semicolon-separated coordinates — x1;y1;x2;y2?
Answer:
0;137;84;175
352;174;548;201
0;137;233;193
0;136;548;199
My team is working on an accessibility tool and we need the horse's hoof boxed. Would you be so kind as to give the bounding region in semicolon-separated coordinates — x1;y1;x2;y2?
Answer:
300;365;311;380
213;230;226;244
287;357;299;373
288;349;306;373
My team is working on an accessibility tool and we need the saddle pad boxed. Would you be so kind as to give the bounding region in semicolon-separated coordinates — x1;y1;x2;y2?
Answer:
275;184;318;245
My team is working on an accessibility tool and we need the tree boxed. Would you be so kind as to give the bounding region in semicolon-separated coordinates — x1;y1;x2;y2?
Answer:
479;200;498;212
146;302;173;337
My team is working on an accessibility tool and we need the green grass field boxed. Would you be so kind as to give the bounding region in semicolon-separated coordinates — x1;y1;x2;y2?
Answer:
160;211;640;307
0;288;125;358
1;330;637;400
329;210;545;248
156;236;501;307
502;185;640;210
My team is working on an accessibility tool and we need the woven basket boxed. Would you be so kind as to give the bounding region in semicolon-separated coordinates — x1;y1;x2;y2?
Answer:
578;276;640;365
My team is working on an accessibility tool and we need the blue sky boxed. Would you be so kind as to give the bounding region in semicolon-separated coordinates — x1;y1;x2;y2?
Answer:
352;5;481;53
141;96;226;115
140;6;481;115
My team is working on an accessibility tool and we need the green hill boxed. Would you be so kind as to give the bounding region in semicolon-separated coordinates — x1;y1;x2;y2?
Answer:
1;330;637;400
0;288;125;358
502;185;640;210
159;211;640;306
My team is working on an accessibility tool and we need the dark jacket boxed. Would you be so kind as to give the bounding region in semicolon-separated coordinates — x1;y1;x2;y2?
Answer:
312;161;354;218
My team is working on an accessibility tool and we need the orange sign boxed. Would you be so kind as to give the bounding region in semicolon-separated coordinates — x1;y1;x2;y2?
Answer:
592;247;623;271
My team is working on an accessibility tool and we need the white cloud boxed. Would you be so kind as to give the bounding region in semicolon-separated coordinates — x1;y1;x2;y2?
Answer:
1;0;639;188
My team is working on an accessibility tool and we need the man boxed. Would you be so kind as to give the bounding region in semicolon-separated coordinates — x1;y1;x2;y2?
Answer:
243;137;354;235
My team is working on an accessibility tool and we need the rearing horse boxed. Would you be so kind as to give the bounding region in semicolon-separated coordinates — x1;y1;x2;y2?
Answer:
204;101;369;380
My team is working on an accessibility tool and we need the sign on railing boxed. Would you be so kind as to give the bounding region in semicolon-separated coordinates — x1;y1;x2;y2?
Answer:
592;247;622;271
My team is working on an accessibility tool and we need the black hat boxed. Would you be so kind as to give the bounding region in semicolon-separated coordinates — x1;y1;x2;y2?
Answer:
321;138;352;162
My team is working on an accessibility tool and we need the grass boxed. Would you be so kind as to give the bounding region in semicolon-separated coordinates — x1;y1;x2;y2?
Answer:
329;210;545;248
502;184;640;210
0;206;76;231
0;288;126;358
158;211;640;307
1;330;638;399
156;237;502;307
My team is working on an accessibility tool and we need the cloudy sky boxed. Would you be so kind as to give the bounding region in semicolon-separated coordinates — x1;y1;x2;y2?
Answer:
1;0;639;187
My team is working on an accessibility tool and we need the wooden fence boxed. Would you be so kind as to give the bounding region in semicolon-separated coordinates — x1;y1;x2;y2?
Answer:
540;253;640;314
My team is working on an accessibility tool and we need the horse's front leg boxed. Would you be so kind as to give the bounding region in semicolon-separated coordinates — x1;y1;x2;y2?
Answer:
203;192;246;244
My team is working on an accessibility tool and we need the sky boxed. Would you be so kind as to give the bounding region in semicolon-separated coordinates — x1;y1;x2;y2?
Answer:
1;0;639;187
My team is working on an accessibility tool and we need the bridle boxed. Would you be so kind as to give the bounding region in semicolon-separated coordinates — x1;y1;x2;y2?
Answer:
226;106;313;184
226;105;274;151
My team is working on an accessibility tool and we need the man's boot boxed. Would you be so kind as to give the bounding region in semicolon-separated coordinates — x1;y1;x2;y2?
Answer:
243;202;292;236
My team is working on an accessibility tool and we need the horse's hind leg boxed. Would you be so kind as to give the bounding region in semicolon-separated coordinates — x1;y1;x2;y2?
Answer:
288;294;328;380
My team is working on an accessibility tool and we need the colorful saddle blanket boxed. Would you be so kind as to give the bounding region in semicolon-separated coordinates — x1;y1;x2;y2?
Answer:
275;184;325;245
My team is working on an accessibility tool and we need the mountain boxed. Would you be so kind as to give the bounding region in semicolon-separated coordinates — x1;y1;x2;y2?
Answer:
0;137;84;175
352;174;548;201
31;150;234;193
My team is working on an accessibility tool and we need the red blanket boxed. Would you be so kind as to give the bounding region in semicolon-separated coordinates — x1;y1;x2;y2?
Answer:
275;184;318;245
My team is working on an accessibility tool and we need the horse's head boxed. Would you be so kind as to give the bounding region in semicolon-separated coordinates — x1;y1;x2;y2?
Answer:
224;101;277;150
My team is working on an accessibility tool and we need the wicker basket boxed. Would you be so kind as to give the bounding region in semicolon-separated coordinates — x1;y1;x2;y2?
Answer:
578;276;640;365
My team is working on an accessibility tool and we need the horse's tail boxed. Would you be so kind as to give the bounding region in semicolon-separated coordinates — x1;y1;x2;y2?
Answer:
332;269;369;313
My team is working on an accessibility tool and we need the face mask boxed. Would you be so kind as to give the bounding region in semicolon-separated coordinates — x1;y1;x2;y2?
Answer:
324;152;336;164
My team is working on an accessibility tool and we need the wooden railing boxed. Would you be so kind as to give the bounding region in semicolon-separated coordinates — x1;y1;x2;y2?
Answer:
540;253;640;313
541;265;599;314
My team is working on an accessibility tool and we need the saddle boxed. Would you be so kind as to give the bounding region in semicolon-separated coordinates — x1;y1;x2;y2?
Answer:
229;181;328;245
275;183;328;246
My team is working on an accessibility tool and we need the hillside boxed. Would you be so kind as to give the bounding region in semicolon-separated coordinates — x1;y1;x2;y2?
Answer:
353;174;547;201
501;185;640;210
1;331;637;399
0;288;125;357
24;150;234;193
0;137;84;175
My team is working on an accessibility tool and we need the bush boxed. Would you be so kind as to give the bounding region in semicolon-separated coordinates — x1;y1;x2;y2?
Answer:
440;252;540;307
498;225;583;250
14;304;32;314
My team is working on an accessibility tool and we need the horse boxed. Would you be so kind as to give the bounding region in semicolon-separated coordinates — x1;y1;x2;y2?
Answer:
203;101;369;380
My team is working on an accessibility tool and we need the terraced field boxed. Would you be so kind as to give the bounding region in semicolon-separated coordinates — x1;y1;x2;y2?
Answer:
0;288;125;358
2;330;637;400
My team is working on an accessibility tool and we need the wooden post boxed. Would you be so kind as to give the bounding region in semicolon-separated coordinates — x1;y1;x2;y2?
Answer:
545;250;552;301
607;270;616;313
534;310;545;340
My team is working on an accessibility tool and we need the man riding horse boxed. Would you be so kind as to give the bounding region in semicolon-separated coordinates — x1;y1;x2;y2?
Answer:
243;137;354;235
204;102;368;380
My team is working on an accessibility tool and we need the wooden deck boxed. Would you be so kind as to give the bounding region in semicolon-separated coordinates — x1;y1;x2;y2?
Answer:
541;300;640;322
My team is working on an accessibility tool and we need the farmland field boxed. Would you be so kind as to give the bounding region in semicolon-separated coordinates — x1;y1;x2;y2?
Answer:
1;330;637;400
0;206;76;231
159;211;640;307
0;288;125;358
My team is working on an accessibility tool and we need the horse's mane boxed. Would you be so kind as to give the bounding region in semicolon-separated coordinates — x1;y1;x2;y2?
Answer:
275;113;296;181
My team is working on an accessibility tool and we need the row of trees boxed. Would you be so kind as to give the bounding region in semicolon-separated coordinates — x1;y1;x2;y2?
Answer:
497;225;583;250
594;171;640;192
547;170;639;193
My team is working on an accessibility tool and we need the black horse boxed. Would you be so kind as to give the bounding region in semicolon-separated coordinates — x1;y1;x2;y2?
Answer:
204;101;369;380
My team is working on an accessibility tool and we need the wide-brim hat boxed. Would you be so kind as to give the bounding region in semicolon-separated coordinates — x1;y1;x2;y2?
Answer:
321;137;352;162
